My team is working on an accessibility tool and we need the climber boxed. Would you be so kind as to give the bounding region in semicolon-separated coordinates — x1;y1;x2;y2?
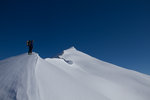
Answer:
27;40;33;55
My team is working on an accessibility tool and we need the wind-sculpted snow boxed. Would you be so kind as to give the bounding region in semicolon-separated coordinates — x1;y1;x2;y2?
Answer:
0;47;150;100
0;53;40;100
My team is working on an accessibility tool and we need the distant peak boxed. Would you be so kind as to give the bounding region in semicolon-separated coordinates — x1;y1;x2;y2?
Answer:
65;46;77;51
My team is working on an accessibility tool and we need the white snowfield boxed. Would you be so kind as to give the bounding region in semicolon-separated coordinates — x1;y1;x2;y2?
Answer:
0;47;150;100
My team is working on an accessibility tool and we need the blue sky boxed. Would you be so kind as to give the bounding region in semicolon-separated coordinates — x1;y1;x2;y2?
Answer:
0;0;150;75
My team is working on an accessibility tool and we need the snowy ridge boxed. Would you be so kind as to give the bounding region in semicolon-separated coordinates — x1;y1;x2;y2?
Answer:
0;53;40;100
0;48;150;100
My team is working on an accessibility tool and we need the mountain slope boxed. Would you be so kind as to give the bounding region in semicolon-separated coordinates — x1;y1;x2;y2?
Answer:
0;47;150;100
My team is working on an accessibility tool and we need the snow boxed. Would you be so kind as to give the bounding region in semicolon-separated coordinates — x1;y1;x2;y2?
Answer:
0;47;150;100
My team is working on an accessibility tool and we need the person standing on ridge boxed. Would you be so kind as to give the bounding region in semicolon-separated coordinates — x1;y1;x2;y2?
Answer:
27;40;33;55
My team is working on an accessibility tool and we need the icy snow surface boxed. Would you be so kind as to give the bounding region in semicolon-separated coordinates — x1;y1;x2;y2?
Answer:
0;47;150;100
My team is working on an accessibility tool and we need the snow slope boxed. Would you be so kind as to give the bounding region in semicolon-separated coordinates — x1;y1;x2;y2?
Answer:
0;47;150;100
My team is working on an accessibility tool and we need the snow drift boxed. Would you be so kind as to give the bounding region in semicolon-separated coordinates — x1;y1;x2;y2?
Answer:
0;47;150;100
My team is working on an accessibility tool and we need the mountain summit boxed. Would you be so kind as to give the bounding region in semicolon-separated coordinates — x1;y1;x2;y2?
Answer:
0;48;150;100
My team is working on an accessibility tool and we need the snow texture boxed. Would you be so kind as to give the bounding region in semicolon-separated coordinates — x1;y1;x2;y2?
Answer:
0;47;150;100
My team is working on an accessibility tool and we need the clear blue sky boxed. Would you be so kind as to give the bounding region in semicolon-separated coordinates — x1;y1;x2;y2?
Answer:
0;0;150;75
